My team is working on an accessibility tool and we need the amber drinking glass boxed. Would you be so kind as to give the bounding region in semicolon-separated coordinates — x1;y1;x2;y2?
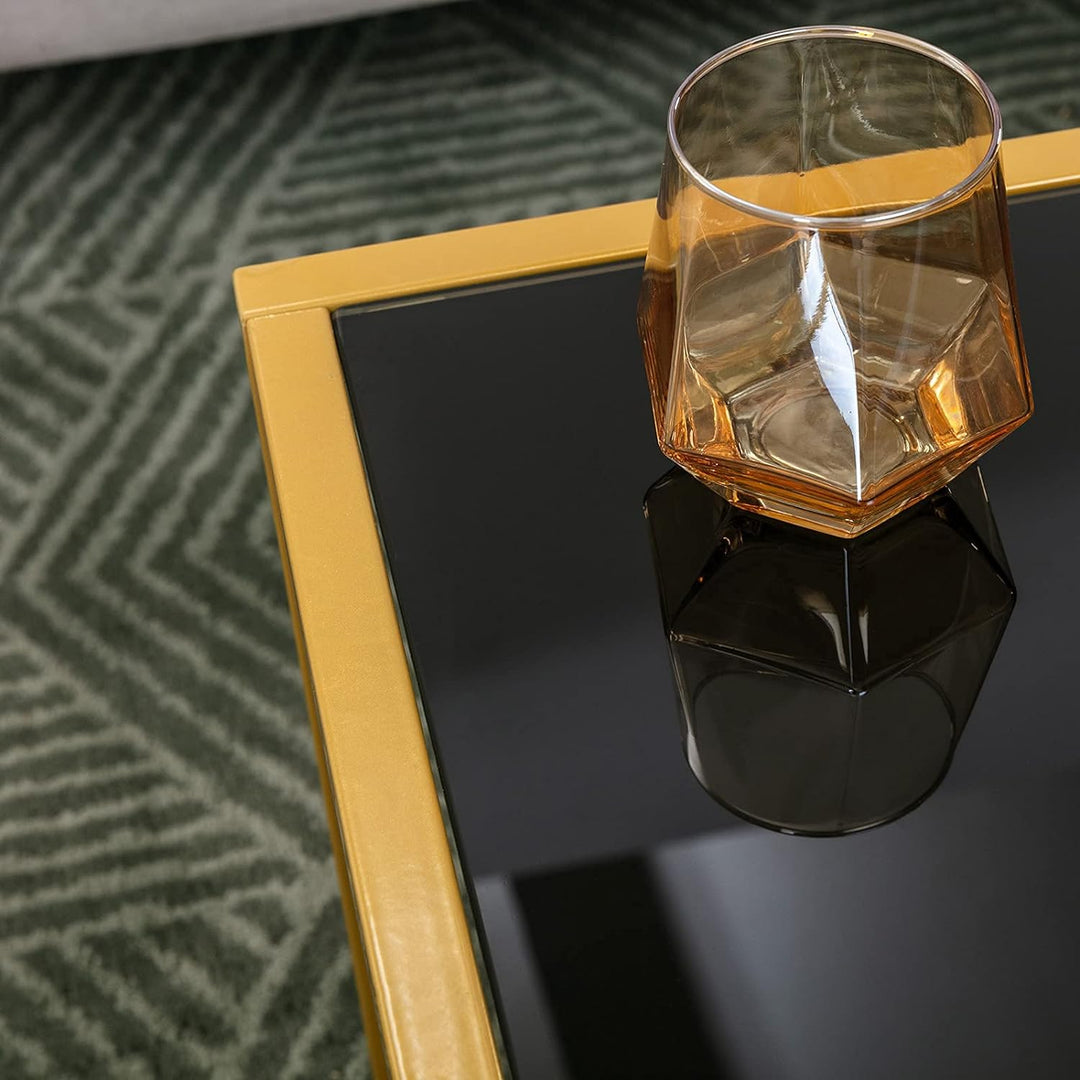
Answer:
639;26;1033;536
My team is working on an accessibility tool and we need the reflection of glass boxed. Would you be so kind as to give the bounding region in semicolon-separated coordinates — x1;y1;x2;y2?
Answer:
639;27;1033;537
645;466;1014;836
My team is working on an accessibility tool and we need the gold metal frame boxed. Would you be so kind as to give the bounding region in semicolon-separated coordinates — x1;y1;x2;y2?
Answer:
234;127;1080;1079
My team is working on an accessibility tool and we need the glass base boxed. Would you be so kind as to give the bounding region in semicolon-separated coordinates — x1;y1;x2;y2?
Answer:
666;408;1029;537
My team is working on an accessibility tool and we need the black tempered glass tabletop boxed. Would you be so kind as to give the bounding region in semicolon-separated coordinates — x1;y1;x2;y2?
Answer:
334;189;1080;1080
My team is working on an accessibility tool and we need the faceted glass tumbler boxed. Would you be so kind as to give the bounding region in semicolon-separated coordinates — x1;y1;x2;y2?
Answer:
639;26;1033;537
645;466;1015;835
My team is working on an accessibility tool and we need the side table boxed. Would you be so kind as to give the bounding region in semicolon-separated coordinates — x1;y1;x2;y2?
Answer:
235;128;1080;1080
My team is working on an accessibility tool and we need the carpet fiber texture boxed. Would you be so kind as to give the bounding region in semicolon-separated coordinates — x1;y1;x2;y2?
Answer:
0;1;1076;1076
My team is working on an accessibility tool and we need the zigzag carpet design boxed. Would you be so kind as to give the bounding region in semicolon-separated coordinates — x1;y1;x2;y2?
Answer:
0;1;1077;1075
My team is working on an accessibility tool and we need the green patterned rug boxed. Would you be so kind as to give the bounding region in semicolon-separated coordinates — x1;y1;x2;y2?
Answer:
0;1;1076;1076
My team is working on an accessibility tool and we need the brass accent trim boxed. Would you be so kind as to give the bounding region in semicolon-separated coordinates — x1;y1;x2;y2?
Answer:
236;124;1080;1075
235;197;654;321
1006;126;1080;196
235;127;1080;321
244;308;503;1080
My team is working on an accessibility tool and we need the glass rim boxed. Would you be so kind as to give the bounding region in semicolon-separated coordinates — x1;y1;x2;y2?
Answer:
667;25;1004;231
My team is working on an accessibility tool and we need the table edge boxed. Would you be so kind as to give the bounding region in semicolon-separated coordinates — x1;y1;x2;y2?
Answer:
235;128;1080;322
244;309;506;1080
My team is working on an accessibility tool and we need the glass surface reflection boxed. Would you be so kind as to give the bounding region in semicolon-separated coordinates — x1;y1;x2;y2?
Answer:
645;465;1014;836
